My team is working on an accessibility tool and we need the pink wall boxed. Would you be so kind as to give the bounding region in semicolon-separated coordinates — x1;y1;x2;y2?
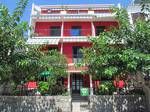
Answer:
94;22;118;31
62;42;92;63
63;22;92;36
35;21;118;36
35;22;62;36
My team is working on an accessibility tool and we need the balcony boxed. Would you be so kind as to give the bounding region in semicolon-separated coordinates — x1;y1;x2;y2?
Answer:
27;28;105;44
33;29;92;37
31;13;116;21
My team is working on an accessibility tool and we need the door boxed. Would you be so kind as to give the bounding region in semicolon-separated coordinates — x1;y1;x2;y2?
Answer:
72;74;83;94
72;46;83;63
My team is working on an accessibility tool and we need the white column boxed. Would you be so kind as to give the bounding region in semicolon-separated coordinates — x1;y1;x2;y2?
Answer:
68;73;71;95
90;75;93;95
61;22;64;37
128;12;133;25
91;22;95;37
60;22;64;54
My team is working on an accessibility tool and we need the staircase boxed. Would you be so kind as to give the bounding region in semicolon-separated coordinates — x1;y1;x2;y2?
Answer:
72;94;90;112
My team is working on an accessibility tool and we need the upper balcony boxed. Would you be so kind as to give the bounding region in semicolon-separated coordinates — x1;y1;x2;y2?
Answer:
31;4;116;22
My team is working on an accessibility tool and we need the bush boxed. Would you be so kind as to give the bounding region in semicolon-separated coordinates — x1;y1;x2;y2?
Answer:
38;81;49;95
98;81;116;95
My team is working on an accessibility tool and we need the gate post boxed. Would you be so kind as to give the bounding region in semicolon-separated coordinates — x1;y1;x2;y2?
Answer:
90;75;93;95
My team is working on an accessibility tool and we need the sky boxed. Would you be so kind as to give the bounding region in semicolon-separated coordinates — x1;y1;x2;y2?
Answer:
1;0;132;22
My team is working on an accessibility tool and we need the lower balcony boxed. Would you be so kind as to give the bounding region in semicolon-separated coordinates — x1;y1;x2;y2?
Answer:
27;36;91;45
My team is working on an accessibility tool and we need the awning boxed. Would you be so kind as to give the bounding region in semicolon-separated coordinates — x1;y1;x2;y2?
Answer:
39;71;53;77
63;37;90;43
27;37;91;45
27;37;60;45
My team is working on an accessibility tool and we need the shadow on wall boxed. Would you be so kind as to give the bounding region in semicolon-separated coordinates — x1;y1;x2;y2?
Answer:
0;96;67;112
90;95;149;112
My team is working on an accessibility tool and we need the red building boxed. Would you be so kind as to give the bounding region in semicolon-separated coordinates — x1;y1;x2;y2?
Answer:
27;4;118;95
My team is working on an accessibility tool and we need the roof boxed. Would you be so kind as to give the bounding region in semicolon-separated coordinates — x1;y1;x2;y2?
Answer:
39;4;115;9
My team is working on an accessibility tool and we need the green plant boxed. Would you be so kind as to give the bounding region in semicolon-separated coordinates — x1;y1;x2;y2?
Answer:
81;7;150;82
38;81;49;95
62;91;69;96
98;81;116;95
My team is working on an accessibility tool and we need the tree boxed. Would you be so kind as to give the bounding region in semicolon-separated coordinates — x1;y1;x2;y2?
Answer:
0;0;67;89
82;7;150;81
0;0;29;83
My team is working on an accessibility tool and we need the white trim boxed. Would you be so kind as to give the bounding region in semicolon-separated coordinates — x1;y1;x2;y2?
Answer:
60;22;64;54
38;4;114;9
68;63;74;66
91;21;95;36
67;70;82;73
31;13;116;22
27;37;60;45
68;73;71;95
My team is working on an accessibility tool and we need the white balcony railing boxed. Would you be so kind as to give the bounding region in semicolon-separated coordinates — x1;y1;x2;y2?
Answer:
32;13;115;20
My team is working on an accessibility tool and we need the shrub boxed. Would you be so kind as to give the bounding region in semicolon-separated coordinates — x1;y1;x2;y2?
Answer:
38;81;49;95
98;81;116;95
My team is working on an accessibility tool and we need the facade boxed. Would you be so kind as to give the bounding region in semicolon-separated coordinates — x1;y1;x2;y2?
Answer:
27;4;118;95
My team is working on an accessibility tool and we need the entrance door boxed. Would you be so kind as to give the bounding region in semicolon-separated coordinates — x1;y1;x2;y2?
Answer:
72;74;83;94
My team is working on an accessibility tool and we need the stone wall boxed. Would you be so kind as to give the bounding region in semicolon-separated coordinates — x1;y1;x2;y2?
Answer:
90;95;149;112
143;85;150;112
0;96;71;112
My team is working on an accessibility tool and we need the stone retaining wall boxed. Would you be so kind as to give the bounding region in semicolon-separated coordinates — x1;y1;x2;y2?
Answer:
90;95;149;112
0;96;71;112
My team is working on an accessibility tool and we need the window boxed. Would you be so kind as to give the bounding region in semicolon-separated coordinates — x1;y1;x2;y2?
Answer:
96;26;105;36
50;26;61;36
71;26;81;36
72;46;83;63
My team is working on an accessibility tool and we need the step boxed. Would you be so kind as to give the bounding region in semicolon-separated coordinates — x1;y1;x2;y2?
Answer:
72;101;90;112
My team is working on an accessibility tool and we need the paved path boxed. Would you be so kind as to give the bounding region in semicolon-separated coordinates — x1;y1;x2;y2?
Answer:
72;101;89;112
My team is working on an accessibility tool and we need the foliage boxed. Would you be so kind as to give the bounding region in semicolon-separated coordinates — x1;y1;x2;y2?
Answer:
140;0;150;13
98;81;116;95
40;49;67;78
0;0;29;83
0;1;67;95
82;7;150;80
38;81;49;94
48;76;67;95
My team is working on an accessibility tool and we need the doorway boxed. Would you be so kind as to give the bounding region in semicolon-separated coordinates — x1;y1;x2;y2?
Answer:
71;74;83;94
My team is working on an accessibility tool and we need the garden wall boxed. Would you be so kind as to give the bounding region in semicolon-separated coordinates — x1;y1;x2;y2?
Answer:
0;96;71;112
90;95;149;112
